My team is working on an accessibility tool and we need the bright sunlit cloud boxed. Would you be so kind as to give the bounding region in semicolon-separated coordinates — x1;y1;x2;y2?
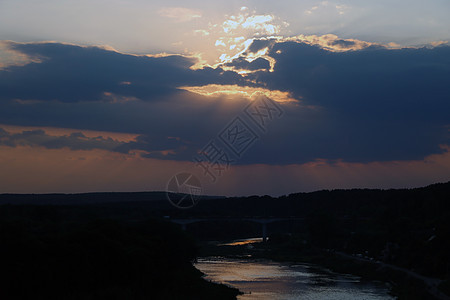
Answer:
180;84;298;104
0;41;41;70
209;8;287;63
286;34;377;52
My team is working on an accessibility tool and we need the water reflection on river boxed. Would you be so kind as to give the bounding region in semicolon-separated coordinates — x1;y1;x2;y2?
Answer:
195;257;396;300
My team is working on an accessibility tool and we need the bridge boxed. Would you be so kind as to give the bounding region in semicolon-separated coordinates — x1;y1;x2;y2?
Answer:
168;217;305;242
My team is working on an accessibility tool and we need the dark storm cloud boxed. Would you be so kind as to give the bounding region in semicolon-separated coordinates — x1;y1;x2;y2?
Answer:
247;39;276;53
256;42;450;121
0;42;243;103
0;88;249;162
225;57;270;71
1;39;449;165
241;41;450;163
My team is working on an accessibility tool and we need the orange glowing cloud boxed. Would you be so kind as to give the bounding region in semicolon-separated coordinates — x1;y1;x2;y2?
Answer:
180;84;298;104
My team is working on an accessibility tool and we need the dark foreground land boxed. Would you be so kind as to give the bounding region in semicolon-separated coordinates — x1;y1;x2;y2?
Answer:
1;181;450;299
0;216;240;300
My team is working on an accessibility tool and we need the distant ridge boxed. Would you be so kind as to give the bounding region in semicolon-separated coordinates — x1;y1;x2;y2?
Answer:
0;181;448;207
0;191;170;205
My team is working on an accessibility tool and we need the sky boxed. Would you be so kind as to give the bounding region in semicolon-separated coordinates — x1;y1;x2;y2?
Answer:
0;0;449;196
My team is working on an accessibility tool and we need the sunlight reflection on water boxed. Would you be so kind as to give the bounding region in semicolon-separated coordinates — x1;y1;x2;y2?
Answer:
195;257;396;300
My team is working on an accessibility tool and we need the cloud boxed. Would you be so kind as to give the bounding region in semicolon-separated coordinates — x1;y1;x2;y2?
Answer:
0;41;244;103
158;7;202;22
1;38;449;168
0;128;124;152
241;15;277;34
203;9;287;64
236;38;450;163
180;84;296;103
285;34;377;51
220;34;376;74
193;30;210;36
0;127;193;160
0;41;42;70
247;38;277;53
224;57;270;71
222;13;279;35
304;2;350;16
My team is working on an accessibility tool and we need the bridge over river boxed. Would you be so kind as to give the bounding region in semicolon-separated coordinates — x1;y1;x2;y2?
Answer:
168;217;305;242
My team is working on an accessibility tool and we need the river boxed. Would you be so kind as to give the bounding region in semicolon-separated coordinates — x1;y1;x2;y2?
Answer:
195;257;396;300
